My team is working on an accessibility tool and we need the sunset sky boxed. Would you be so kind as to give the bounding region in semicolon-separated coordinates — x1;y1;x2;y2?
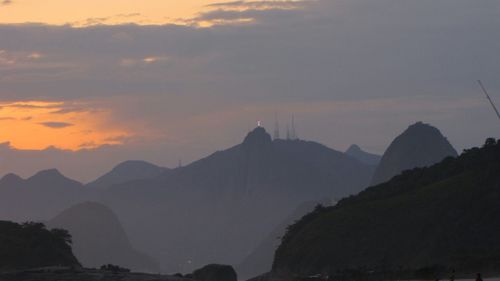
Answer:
0;0;499;182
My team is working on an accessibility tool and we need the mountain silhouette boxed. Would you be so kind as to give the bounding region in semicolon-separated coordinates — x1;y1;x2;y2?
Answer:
86;160;169;189
47;202;159;272
0;169;87;222
273;139;500;276
0;127;375;274
27;169;83;189
101;127;375;273
371;122;457;185
345;144;381;166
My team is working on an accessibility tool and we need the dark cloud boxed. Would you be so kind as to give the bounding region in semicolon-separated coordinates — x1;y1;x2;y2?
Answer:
1;0;12;6
39;122;74;129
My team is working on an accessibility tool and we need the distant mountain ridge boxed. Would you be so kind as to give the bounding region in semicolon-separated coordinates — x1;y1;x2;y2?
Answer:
0;126;390;275
371;122;457;185
345;144;382;166
273;139;500;276
0;169;86;221
86;160;169;189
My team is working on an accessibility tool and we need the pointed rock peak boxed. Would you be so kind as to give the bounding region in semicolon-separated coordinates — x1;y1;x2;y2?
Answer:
243;127;272;147
346;144;362;153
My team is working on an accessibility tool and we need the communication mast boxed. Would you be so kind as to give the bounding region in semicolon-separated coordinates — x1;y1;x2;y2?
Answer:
478;80;500;121
273;113;280;140
290;114;297;140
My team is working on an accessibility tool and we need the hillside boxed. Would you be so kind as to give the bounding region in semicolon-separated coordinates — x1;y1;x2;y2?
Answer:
0;221;80;270
47;202;159;272
371;122;458;185
273;138;500;276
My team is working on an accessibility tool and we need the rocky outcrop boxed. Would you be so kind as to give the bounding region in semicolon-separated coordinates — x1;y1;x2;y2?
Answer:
192;264;237;281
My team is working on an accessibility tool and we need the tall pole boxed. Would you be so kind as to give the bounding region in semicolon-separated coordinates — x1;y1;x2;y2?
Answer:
478;80;500;120
291;114;296;140
273;112;280;140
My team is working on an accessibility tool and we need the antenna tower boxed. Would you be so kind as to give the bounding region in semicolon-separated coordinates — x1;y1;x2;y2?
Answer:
273;113;280;140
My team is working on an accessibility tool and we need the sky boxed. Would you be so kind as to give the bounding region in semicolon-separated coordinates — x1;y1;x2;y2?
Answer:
0;0;499;182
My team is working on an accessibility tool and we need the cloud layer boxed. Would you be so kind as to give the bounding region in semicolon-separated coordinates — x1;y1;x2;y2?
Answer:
0;0;499;181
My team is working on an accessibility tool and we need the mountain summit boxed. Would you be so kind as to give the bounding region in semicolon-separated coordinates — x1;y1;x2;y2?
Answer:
242;127;272;149
371;122;457;185
27;169;83;188
345;144;381;166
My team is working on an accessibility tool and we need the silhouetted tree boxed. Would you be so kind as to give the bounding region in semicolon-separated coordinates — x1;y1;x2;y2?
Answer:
51;228;73;245
484;138;496;147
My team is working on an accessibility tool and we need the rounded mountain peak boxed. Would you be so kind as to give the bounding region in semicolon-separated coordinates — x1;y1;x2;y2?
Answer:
405;121;441;136
27;168;83;188
371;122;458;185
0;173;24;187
242;127;272;147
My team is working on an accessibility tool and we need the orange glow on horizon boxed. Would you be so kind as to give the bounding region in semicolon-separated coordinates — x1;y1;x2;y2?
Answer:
0;0;230;26
0;101;131;151
0;0;306;27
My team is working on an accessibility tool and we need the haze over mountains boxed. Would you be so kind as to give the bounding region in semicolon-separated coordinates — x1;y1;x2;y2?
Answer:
47;202;159;272
100;127;375;272
0;169;87;222
0;122;462;277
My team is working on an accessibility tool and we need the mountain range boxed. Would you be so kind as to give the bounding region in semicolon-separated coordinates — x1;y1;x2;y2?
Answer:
0;169;86;222
0;123;460;276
